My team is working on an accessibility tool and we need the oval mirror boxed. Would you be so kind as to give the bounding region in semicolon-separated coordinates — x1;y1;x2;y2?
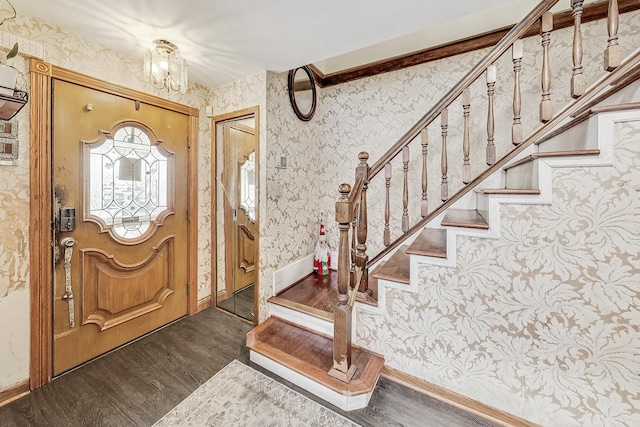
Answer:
288;66;316;121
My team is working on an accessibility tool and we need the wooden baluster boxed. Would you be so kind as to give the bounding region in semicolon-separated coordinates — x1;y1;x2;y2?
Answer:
402;147;409;232
512;40;523;145
486;65;496;165
330;183;356;383
440;109;448;201
420;129;428;217
604;0;621;71
384;164;391;246
571;0;586;98
540;11;553;123
355;152;369;296
350;213;356;285
462;89;471;183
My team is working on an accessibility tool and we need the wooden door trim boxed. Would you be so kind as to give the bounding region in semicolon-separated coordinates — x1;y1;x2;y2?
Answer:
211;106;260;325
28;58;199;389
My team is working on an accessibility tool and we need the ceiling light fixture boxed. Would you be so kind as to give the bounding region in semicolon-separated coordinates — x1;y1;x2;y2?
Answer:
143;39;188;94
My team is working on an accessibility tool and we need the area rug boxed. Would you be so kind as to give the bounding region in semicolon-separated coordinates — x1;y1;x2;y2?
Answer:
153;359;359;426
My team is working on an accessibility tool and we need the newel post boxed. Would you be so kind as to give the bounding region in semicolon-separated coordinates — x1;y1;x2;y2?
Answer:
329;183;357;382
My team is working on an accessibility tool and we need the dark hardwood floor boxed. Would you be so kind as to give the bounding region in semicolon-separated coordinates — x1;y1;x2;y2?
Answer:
217;284;254;321
0;308;497;427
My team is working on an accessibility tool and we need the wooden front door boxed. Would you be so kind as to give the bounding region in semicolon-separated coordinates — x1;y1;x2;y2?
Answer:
52;80;189;375
222;123;257;298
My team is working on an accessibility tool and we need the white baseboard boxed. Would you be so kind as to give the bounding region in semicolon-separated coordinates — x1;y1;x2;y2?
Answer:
273;254;314;295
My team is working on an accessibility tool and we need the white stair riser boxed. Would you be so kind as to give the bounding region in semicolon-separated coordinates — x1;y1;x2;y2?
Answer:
505;160;539;189
537;115;599;152
269;303;334;337
250;351;375;411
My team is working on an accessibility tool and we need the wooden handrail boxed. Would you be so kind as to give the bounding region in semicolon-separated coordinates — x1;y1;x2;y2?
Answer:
368;45;640;268
368;0;560;180
348;175;364;205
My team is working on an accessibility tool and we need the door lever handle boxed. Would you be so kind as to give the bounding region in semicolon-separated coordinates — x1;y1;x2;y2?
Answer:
60;237;76;327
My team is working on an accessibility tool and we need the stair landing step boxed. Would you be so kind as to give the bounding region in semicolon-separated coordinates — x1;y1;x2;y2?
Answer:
372;246;410;284
247;316;384;398
504;149;600;170
441;209;489;230
270;271;338;321
405;228;447;258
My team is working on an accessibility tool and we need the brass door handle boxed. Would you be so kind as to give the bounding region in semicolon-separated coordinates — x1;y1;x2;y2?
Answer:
60;237;76;327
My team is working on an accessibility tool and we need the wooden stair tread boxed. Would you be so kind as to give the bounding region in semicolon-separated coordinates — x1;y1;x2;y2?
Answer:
272;269;379;311
371;246;410;284
504;149;601;170
481;188;541;195
405;228;447;258
247;317;384;397
271;271;339;318
356;282;379;307
441;209;489;229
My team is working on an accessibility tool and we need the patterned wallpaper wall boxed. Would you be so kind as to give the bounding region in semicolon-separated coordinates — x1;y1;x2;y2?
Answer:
357;120;640;425
315;10;640;258
307;12;640;427
261;9;640;427
211;11;640;425
0;12;212;392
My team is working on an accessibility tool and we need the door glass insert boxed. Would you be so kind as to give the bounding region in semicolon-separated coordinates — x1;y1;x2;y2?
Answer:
87;124;169;240
240;151;256;222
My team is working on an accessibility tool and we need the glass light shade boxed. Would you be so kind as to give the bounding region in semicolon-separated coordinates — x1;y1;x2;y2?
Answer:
143;40;188;94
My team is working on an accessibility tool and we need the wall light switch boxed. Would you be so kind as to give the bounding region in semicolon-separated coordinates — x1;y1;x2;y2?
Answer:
276;156;287;169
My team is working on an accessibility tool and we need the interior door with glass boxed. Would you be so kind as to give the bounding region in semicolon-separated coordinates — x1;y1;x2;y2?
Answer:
216;119;257;321
52;80;189;375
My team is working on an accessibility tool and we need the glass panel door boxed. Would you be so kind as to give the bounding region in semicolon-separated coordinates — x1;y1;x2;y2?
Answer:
215;116;257;322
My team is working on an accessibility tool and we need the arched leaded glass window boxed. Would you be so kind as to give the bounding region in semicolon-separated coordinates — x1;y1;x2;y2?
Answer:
84;122;173;243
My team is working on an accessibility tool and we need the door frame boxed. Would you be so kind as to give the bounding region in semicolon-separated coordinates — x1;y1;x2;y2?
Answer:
211;107;260;325
28;59;200;389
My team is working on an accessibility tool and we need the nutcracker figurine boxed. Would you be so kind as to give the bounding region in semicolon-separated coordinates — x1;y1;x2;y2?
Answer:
313;212;331;275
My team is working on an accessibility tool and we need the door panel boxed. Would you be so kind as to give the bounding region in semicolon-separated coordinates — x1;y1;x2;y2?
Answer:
52;80;188;375
222;123;257;297
236;206;256;289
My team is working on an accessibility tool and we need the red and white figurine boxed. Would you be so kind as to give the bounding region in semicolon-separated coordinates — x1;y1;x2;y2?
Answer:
313;212;331;275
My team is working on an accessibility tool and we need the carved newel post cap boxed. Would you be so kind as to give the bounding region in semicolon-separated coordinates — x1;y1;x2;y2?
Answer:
358;152;369;161
338;183;351;195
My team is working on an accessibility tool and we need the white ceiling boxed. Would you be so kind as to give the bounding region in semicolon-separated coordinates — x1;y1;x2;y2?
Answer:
8;0;544;88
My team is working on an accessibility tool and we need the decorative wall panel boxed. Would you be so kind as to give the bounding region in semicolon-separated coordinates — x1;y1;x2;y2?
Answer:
81;237;175;331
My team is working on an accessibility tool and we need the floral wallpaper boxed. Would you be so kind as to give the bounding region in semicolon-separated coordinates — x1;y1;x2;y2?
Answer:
304;11;640;427
277;8;639;427
356;119;640;426
218;10;640;425
314;9;640;259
